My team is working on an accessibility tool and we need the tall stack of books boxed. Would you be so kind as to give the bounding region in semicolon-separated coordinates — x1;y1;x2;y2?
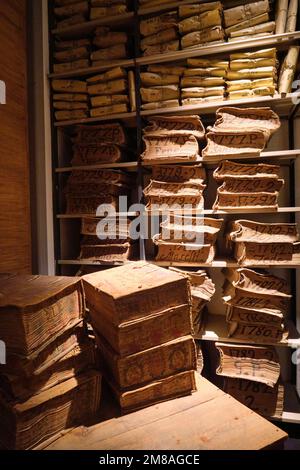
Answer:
216;342;284;418
222;268;291;343
54;0;90;30
181;57;228;106
140;11;179;56
223;0;275;42
91;28;129;67
226;49;278;100
64;123;133;214
0;274;100;449
140;65;183;111
87;67;136;117
53;37;91;74
83;261;197;413
52;79;88;121
178;2;225;49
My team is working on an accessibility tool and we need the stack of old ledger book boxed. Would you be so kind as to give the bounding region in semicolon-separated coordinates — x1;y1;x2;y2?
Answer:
140;10;179;56
79;216;136;262
54;0;90;30
213;160;284;210
216;342;284;418
181;57;228;105
52;78;88;121
90;0;129;21
87;67;136;117
140;64;184;110
169;267;215;336
226;220;300;265
223;0;275;42
141;114;205;164
222;268;291;343
153;214;223;263
226;48;278;100
91;26;129;68
178;1;225;49
0;274;100;450
65;123;132;214
83;261;197;412
53;37;91;74
203;106;280;161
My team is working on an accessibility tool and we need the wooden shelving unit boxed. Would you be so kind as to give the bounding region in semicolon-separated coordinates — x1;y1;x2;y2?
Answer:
48;1;300;425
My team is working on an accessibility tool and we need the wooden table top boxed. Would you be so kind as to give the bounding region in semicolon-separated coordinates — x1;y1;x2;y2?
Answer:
44;374;287;451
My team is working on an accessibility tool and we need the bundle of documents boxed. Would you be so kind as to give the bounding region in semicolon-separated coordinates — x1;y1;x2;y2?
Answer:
222;267;291;343
83;261;197;412
91;26;129;67
52;79;88;121
178;2;225;49
223;0;275;41
181;57;228;106
54;0;90;30
53;37;91;74
87;67;136;117
0;274;99;449
90;0;128;20
140;64;184;110
140;11;179;56
226;48;278;99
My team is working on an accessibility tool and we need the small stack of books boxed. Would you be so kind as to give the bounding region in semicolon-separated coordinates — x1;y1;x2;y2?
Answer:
83;261;197;413
91;27;129;68
53;37;91;74
222;268;291;343
52;79;88;121
181;57;228;106
140;64;183;111
54;0;90;30
216;342;284;418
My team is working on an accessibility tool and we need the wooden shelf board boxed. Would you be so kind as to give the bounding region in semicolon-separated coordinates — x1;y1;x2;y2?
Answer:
141;150;300;166
141;94;297;119
138;0;201;16
52;12;134;37
57;212;138;219
146;207;300;216
49;59;135;80
136;32;300;66
54;112;136;127
58;259;132;266
56;162;138;172
153;259;300;268
195;314;300;348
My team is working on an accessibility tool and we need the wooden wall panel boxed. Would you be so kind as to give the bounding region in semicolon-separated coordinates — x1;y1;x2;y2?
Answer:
0;0;31;273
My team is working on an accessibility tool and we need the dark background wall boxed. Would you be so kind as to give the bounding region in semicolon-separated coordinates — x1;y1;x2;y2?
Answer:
0;0;32;273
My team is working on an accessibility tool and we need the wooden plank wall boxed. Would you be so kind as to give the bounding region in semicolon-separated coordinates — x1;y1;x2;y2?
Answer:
0;0;32;273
